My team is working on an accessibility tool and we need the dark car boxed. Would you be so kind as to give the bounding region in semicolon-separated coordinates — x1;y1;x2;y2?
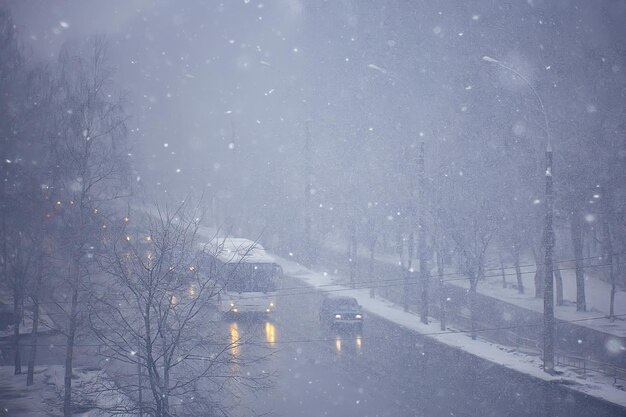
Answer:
319;296;363;329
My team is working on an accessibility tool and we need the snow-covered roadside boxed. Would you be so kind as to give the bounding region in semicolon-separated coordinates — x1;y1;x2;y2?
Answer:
277;255;626;410
0;365;134;416
319;237;626;338
0;302;56;339
448;258;626;338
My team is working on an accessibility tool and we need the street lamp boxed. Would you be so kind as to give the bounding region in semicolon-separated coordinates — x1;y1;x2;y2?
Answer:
481;56;551;144
482;55;556;374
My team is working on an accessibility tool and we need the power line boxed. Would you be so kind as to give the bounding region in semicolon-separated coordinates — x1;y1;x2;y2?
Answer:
27;313;626;349
20;251;626;307
278;257;626;297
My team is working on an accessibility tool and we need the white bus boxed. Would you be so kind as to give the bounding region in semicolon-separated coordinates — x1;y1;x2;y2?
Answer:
201;237;282;315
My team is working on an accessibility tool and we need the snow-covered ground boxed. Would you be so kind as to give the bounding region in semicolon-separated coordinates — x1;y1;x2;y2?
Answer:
0;365;133;416
0;300;56;339
321;237;626;338
277;254;626;409
448;257;626;337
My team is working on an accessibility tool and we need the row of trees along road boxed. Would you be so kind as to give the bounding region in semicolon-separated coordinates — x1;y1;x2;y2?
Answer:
0;10;269;416
267;3;626;336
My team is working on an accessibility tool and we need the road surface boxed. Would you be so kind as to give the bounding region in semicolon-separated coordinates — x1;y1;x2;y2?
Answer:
226;279;624;417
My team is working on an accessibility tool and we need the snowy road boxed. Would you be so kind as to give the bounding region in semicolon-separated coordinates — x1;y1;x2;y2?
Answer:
228;284;625;417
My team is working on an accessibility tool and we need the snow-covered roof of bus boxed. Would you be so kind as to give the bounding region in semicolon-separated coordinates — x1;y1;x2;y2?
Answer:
199;238;277;264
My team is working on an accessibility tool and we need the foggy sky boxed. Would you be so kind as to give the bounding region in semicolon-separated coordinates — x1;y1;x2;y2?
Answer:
5;0;626;212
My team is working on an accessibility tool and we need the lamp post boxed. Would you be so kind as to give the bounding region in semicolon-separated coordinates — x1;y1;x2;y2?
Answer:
482;55;555;374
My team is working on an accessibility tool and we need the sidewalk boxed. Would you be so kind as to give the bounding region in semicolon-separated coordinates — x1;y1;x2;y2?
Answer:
313;239;626;359
0;296;57;341
0;365;133;416
324;238;626;331
275;253;626;410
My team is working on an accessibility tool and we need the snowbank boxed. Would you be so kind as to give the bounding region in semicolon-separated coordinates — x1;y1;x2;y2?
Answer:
277;255;626;410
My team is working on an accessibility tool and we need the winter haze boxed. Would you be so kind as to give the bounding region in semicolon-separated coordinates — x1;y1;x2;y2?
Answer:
1;1;625;417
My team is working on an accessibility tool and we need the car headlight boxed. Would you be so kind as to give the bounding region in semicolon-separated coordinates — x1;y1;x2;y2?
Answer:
335;314;342;319
355;314;362;319
230;302;235;307
270;302;274;307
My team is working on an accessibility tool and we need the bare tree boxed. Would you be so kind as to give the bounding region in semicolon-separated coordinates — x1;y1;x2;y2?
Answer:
0;7;27;377
451;217;496;340
90;202;271;416
47;38;130;417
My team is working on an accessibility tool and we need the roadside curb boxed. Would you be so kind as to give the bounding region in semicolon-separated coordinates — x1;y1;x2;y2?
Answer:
279;256;626;413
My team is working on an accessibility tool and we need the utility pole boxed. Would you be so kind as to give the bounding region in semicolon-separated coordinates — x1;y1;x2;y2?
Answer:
304;120;312;252
417;141;429;324
543;143;555;374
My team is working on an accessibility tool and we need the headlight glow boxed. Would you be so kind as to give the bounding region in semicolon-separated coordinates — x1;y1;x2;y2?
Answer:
355;314;362;319
335;314;342;319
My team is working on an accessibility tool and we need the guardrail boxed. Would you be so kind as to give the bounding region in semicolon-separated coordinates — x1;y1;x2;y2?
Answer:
505;329;626;385
554;352;626;385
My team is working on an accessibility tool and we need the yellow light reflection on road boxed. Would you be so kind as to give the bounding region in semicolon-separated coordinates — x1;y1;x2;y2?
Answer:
229;322;240;357
265;322;276;345
335;337;342;352
356;335;362;351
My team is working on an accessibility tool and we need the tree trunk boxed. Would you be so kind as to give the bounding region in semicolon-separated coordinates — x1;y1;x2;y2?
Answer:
499;251;507;288
419;236;429;325
162;364;170;417
513;244;524;294
26;296;39;386
63;286;78;417
469;277;478;340
403;232;414;312
554;267;563;306
601;188;616;320
437;247;446;331
368;238;376;298
137;335;144;417
403;269;410;312
348;218;357;288
13;286;22;375
64;250;80;417
533;246;544;298
571;208;587;311
609;257;615;320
